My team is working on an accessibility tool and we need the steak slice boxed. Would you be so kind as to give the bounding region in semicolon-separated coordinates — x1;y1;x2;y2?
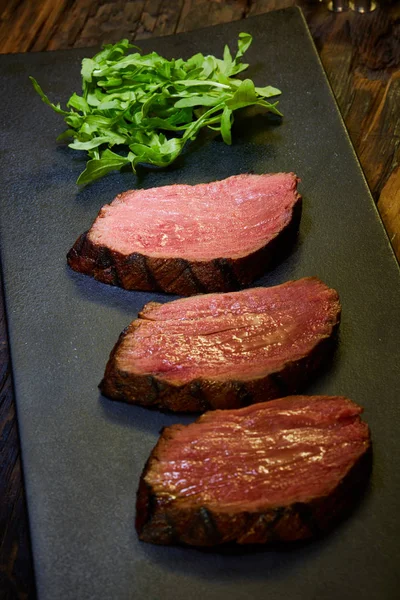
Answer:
100;277;341;412
136;395;371;546
67;173;301;295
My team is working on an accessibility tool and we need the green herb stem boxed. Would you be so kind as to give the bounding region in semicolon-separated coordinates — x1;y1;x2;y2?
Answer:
30;33;281;185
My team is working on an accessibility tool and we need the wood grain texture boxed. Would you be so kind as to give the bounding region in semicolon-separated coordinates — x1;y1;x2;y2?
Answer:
0;1;398;598
378;165;400;257
0;281;35;600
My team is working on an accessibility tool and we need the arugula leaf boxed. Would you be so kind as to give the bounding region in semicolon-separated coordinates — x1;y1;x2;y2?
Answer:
81;58;96;84
220;107;233;145
67;93;90;113
30;33;282;185
255;85;282;98
226;80;283;116
236;33;252;61
76;149;131;185
225;79;259;110
69;131;126;150
174;95;228;108
29;77;70;115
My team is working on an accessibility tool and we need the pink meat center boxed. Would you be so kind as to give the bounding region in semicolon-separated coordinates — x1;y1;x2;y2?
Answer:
88;174;298;260
147;397;369;509
117;279;339;383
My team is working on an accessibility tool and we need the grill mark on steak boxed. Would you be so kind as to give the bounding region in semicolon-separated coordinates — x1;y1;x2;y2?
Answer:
190;507;222;546
121;253;157;291
176;261;208;294
237;508;285;544
66;231;93;275
188;381;211;413
94;247;122;287
67;173;302;296
95;246;114;270
100;278;341;412
142;256;163;292
263;508;285;541
69;231;87;256
147;258;189;293
146;376;161;404
136;396;372;547
213;258;241;290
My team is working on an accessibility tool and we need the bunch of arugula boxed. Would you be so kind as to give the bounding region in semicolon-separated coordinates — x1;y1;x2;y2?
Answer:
30;33;281;185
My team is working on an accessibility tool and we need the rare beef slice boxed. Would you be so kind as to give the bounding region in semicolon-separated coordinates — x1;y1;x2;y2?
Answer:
136;395;371;546
67;173;301;295
99;277;341;412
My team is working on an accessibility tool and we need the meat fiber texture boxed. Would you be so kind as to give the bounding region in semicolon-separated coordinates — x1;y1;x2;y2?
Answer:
136;395;371;546
67;173;301;295
100;277;341;412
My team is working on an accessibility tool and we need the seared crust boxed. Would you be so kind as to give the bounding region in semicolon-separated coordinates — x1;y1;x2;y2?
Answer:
99;309;340;413
135;421;372;546
67;196;302;296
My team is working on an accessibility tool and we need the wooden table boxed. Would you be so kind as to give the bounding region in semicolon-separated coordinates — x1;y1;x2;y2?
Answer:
0;1;399;598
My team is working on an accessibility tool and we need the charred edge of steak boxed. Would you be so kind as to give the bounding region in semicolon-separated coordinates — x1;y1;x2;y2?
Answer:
136;442;372;547
67;195;302;296
67;232;90;274
68;234;157;292
99;316;340;413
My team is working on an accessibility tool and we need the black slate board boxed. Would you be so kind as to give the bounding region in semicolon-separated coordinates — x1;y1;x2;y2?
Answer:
1;7;399;600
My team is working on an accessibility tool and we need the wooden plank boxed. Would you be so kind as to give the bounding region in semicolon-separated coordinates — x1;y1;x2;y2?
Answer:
378;166;400;258
0;0;69;53
135;0;184;39
0;285;35;600
71;1;146;49
176;0;248;33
